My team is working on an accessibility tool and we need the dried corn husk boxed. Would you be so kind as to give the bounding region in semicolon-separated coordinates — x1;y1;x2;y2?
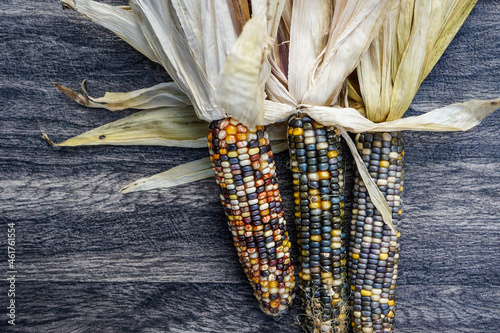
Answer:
351;0;481;122
52;0;498;230
49;0;286;194
60;0;278;125
43;107;207;148
54;81;190;111
260;0;498;231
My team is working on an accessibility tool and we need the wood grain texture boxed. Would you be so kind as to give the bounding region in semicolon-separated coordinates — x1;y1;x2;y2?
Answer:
1;1;499;332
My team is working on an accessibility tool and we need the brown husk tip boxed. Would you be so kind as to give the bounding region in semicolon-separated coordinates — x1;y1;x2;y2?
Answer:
52;81;91;107
61;0;76;11
42;133;56;146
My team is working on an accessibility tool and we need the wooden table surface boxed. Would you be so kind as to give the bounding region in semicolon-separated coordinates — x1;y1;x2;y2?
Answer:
1;1;499;332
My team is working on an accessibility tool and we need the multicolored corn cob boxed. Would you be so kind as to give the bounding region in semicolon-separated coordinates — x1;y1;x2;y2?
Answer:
207;117;296;316
288;114;349;332
348;131;404;333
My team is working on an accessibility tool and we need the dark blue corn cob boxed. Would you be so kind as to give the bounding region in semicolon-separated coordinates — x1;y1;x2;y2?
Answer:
348;131;404;333
288;114;349;332
208;117;296;316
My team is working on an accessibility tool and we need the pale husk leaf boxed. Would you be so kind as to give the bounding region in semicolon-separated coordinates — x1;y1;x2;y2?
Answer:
387;1;443;121
306;98;500;132
170;0;204;68
121;157;214;193
54;81;191;111
265;62;296;105
215;14;270;128
200;0;240;84
263;100;296;125
288;0;332;102
130;0;225;122
301;0;394;106
44;107;208;148
357;0;480;122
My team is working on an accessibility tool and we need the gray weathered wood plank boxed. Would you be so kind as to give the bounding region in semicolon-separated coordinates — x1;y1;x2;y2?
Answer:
0;1;498;332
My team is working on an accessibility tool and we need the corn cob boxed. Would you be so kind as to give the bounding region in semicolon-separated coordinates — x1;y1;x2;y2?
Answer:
288;114;349;332
207;117;296;316
348;131;404;333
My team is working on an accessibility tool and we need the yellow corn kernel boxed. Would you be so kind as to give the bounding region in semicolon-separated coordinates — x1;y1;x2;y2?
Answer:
226;125;237;135
321;200;332;210
379;160;390;168
318;171;330;180
292;127;304;136
309;201;321;209
328;150;338;158
308;189;319;196
248;147;259;155
379;253;389;260
361;289;372;297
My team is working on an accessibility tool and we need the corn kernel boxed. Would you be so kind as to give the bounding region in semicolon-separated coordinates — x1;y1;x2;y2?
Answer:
225;135;236;144
309;201;321;209
310;235;321;242
226;125;237;134
321;200;332;210
360;289;372;297
379;160;390;168
327;150;338;158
